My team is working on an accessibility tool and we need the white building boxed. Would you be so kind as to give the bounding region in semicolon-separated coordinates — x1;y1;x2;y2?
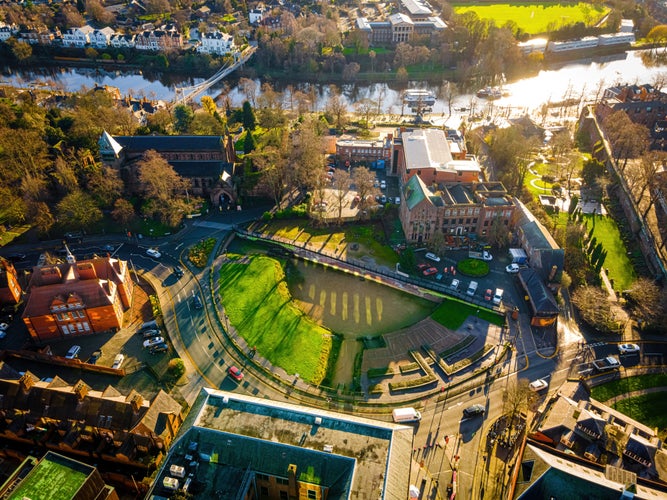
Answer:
198;30;235;55
89;27;115;48
110;33;135;49
62;25;94;48
598;32;635;46
0;22;17;42
249;6;266;25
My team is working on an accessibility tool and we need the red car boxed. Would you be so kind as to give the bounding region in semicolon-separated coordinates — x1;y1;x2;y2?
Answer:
228;366;244;382
423;267;438;276
417;263;429;270
484;289;493;301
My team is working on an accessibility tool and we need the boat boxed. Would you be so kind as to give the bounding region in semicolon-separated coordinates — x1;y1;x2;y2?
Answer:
476;86;504;99
404;89;436;107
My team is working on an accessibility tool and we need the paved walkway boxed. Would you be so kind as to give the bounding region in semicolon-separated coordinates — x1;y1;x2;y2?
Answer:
601;386;667;405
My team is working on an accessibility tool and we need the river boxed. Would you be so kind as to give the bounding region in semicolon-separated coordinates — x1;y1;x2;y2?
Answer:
2;50;666;114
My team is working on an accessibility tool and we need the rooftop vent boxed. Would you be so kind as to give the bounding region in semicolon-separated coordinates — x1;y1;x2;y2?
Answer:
314;417;322;425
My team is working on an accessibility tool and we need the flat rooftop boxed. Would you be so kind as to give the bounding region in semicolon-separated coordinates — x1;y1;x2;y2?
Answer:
7;452;94;500
153;389;414;499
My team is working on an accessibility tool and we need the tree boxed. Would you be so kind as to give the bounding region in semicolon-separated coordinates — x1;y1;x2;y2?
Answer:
111;198;136;225
6;38;32;62
623;277;664;329
86;0;115;24
201;95;217;116
352;166;377;208
581;158;605;189
399;247;416;273
571;285;620;334
429;230;446;255
242;100;257;131
243;130;256;154
325;86;348;131
342;62;360;82
487;217;511;248
251;141;289;207
137;150;189;202
502;379;530;424
173;104;194;133
331;169;351;224
56;190;103;230
355;98;378;130
32;201;55;236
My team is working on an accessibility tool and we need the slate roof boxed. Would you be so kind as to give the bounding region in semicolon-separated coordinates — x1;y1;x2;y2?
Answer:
112;135;224;152
518;267;558;317
404;174;430;211
167;160;231;178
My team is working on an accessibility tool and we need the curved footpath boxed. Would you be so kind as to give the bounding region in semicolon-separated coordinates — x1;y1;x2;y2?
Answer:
601;386;667;406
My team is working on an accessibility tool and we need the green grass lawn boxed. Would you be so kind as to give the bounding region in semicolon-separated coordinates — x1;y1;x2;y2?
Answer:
0;224;31;246
218;254;333;384
590;373;667;402
612;392;667;440
255;220;400;267
431;297;505;330
453;2;608;34
584;214;636;291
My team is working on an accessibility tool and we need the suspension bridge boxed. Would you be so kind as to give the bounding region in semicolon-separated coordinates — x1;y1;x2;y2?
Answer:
172;46;256;105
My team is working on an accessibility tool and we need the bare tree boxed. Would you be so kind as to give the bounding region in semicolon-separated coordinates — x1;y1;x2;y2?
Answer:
352;166;377;208
331;169;351;224
502;379;530;425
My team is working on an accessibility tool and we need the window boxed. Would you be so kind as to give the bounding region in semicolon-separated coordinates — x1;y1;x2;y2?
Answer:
277;478;289;485
279;492;288;500
260;486;269;496
308;490;317;499
257;474;269;481
83;322;90;332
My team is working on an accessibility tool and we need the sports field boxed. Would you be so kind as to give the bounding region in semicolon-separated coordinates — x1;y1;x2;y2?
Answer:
453;3;609;34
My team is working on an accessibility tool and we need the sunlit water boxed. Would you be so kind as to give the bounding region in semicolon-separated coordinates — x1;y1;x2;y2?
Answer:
3;50;666;113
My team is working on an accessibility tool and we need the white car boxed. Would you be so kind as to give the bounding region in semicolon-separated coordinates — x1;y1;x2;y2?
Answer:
146;248;161;259
529;379;548;392
505;263;520;273
0;323;8;331
482;250;493;261
143;336;164;348
380;180;387;189
112;354;125;369
425;252;441;262
618;343;640;355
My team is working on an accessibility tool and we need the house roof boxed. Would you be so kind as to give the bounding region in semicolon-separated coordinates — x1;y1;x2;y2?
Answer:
112;135;224;152
167;160;231;179
22;256;129;318
404;174;431;210
402;128;453;172
99;130;123;157
518;268;558;317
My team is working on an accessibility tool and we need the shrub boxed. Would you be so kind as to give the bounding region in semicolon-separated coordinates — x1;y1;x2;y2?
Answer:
149;294;162;318
188;237;217;268
367;366;394;378
165;358;185;383
399;362;419;373
456;258;490;277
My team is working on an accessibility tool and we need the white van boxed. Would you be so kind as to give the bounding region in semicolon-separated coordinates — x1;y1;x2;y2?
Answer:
466;281;478;296
169;464;186;479
392;407;422;423
425;252;441;262
493;288;504;305
65;345;81;359
163;477;179;491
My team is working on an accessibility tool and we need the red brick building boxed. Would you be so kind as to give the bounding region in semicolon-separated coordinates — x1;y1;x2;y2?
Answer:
0;257;22;305
22;254;133;343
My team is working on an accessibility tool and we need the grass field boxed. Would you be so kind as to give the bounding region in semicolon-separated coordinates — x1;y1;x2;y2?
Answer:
452;2;608;34
612;392;667;440
590;373;667;402
431;297;505;330
584;214;636;291
218;254;332;384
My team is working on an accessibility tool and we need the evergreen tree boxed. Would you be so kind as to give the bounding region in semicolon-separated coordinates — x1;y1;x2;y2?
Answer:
243;130;256;154
242;101;257;131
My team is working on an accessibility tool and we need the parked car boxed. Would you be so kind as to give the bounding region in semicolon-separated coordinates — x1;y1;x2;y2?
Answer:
101;244;115;252
142;329;162;339
7;253;26;262
423;267;438;276
112;354;125;369
173;266;184;278
380;195;387;204
380;180;386;189
395;197;401;205
618;343;640;355
505;263;521;273
192;294;203;310
484;289;493;301
65;345;81;359
0;323;8;331
139;320;158;331
146;248;161;258
466;281;478;296
88;350;102;364
493;288;504;305
143;337;164;348
149;342;169;354
417;263;429;270
450;279;460;291
228;365;244;382
529;379;548;392
482;250;493;261
425;252;441;262
463;404;485;418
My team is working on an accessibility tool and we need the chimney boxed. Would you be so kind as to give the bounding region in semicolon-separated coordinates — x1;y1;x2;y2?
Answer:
74;381;88;401
130;394;144;413
287;464;298;499
19;373;35;392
